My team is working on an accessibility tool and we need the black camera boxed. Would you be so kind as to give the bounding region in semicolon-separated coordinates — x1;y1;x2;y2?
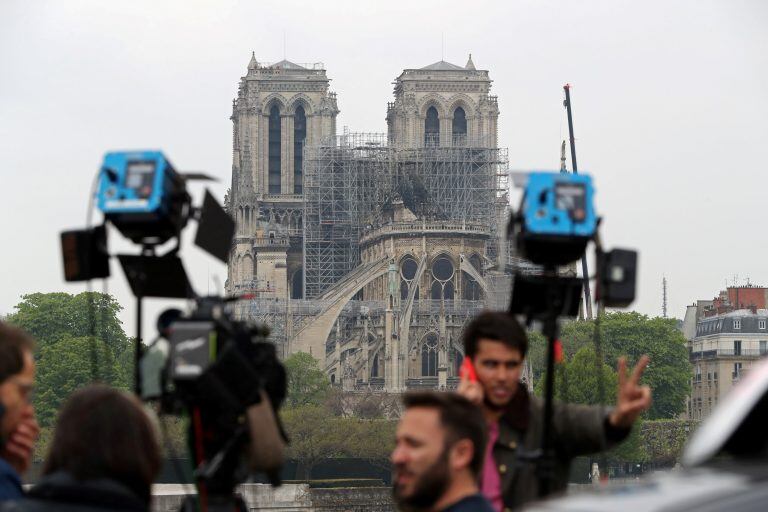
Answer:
142;297;287;499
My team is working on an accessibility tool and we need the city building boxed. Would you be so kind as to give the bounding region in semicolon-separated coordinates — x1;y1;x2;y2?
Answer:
683;285;768;420
226;54;533;391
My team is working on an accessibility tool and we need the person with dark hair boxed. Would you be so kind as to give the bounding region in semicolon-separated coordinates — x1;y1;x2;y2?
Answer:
458;311;652;511
391;392;494;512
0;323;38;501
1;385;161;512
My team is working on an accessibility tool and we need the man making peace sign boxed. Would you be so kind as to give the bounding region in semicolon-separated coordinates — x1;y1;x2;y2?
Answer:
457;312;652;511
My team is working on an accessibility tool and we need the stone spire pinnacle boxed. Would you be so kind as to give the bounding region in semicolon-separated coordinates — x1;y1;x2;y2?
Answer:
248;51;258;70
465;53;476;70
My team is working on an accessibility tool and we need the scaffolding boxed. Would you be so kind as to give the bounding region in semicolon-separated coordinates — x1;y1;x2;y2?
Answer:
303;133;508;298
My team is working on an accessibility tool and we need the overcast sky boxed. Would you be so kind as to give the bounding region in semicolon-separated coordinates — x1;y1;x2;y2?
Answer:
1;0;767;336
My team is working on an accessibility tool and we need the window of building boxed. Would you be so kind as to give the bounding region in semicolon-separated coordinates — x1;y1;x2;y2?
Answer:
734;339;742;356
431;281;442;300
759;320;767;330
453;350;463;376
371;354;379;378
421;333;438;376
443;280;454;300
463;275;482;300
293;105;306;194
734;319;741;330
432;256;454;281
733;362;743;380
452;107;467;145
401;256;418;280
268;105;281;194
425;106;439;146
761;340;767;355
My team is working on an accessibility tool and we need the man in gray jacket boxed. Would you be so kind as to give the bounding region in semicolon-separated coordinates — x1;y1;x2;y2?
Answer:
458;312;651;511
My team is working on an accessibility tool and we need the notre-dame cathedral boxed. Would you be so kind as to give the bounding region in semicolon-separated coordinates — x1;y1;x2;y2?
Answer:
226;53;527;391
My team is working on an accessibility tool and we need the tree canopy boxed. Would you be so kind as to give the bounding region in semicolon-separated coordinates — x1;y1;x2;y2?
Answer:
281;404;396;478
283;352;331;408
7;292;130;356
6;292;132;427
530;312;690;419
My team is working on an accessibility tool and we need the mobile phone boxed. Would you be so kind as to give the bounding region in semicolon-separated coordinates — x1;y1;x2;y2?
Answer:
459;356;478;382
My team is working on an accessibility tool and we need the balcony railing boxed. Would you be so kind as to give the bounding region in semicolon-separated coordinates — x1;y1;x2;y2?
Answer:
690;348;767;360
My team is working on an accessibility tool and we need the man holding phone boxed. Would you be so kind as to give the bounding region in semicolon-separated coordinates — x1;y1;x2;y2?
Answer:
457;312;651;511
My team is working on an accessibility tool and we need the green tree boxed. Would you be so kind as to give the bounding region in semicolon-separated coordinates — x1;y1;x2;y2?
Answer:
7;292;130;357
535;345;618;406
640;419;696;466
543;312;690;419
6;292;132;426
599;312;691;419
282;405;347;479
35;336;125;426
284;352;331;408
281;404;397;479
607;420;647;464
346;418;396;470
563;345;618;406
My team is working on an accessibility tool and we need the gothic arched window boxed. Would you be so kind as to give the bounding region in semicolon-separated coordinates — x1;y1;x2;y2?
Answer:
443;280;454;300
372;354;379;378
454;350;463;376
294;105;306;194
425;106;439;146
452;107;467;146
463;276;482;300
400;256;418;300
268;105;281;194
431;281;442;300
421;333;438;377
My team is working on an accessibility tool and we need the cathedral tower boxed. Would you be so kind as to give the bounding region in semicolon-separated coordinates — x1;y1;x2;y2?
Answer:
228;54;339;296
386;55;499;148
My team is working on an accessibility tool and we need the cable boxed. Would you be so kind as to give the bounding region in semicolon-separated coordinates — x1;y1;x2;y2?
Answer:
85;169;101;383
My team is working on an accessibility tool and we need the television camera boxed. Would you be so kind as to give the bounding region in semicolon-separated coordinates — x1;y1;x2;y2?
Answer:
60;150;286;512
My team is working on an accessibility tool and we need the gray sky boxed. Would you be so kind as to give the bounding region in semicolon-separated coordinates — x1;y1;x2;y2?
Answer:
1;0;767;336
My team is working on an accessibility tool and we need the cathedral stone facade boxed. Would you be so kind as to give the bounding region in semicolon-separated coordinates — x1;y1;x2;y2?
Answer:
386;55;499;148
228;55;338;301
227;54;526;392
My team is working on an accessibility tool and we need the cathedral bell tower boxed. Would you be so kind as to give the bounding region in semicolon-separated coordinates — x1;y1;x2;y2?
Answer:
386;54;498;148
227;54;339;296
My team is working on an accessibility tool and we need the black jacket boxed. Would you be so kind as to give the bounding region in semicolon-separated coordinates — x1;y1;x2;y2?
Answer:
0;472;148;512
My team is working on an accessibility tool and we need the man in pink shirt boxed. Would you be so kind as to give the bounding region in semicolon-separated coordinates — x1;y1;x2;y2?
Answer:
458;312;651;511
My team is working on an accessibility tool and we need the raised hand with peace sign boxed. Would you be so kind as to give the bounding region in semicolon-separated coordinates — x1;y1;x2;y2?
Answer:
608;355;653;429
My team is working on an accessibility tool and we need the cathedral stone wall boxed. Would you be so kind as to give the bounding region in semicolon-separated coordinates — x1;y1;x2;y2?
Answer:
227;55;338;295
